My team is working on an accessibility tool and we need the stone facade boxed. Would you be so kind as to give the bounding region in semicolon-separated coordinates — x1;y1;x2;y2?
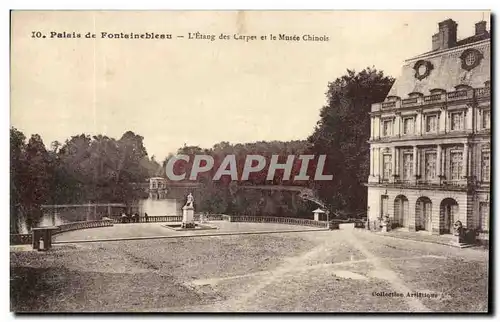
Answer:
149;177;168;199
366;19;490;236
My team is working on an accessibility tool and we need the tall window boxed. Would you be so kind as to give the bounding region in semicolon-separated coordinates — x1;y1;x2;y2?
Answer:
479;202;490;232
424;152;437;181
383;154;392;180
481;151;490;182
450;112;464;131
403;153;413;181
382;120;393;137
403;117;415;135
450;152;463;180
482;110;490;130
426;115;438;133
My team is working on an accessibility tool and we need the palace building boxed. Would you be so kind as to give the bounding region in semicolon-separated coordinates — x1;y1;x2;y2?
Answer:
366;19;490;235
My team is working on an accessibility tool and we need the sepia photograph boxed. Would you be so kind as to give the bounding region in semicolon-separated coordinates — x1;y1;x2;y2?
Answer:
9;10;491;313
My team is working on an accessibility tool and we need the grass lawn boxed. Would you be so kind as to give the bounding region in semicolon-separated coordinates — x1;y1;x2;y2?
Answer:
10;227;489;312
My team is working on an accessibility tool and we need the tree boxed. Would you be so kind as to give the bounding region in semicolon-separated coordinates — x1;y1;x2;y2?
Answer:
10;127;27;233
308;67;394;212
22;134;52;230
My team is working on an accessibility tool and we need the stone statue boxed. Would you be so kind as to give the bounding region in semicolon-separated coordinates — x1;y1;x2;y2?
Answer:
381;214;391;232
185;193;194;208
453;220;464;237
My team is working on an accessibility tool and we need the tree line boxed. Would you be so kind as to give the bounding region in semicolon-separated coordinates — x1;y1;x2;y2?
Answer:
9;130;158;232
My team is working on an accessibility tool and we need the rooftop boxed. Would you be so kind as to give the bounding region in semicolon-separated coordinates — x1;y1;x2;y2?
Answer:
384;19;490;100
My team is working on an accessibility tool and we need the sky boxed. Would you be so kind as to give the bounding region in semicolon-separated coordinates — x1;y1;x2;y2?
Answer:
11;10;490;160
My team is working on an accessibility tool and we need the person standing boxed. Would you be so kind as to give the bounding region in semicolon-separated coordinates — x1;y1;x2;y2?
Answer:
144;212;149;223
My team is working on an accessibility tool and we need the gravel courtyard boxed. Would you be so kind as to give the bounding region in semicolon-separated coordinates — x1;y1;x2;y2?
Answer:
10;225;489;313
52;221;322;242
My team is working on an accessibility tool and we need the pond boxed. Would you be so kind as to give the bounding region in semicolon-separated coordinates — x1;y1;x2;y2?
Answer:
17;198;181;234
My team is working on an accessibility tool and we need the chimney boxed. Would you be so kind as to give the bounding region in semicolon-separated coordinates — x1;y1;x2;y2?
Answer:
432;19;458;50
475;21;487;35
432;34;441;51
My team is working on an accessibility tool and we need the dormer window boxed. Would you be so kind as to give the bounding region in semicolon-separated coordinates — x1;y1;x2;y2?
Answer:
460;48;483;71
429;88;446;95
455;84;472;91
465;51;476;65
408;92;424;98
413;60;433;80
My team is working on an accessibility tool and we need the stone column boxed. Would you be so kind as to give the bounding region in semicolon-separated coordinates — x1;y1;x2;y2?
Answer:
395;114;401;137
391;147;396;181
468;146;472;181
436;144;442;177
417;110;423;135
413;146;418;179
444;110;448;133
395;148;399;177
439;109;446;134
369;147;374;176
379;148;384;180
415;112;421;135
462;143;469;178
370;117;374;140
466;105;473;132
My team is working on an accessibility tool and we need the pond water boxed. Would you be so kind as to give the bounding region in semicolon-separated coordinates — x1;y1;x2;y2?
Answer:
17;198;181;234
136;198;180;216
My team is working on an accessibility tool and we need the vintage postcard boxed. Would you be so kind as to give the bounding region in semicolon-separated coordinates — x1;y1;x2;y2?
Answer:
10;10;490;313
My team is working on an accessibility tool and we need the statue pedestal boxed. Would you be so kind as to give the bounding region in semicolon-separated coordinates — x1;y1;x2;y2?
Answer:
452;229;468;247
182;205;195;229
381;217;390;233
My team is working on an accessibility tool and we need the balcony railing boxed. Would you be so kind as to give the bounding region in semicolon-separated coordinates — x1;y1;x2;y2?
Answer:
423;93;444;103
401;97;419;107
372;85;489;114
447;90;472;101
381;101;397;109
373;178;472;189
475;87;490;99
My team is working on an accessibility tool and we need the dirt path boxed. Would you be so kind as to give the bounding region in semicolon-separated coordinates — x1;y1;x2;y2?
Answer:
344;231;430;312
199;230;431;312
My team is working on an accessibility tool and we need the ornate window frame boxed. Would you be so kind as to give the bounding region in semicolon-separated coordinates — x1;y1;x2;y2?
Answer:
402;116;415;135
380;117;395;137
449;110;465;132
413;60;434;80
423;112;439;134
481;146;490;183
460;48;484;71
480;107;491;130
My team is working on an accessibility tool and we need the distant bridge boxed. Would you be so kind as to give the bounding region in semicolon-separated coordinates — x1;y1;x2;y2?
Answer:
138;180;328;210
